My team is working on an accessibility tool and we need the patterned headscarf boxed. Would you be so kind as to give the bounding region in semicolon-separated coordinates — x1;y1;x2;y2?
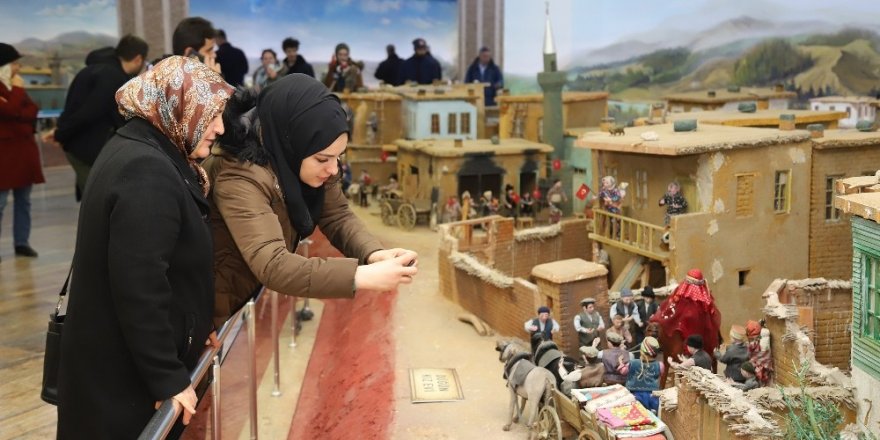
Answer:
116;56;233;195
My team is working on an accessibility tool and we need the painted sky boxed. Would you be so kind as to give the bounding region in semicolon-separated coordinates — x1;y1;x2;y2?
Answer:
504;0;880;76
0;0;117;42
191;0;457;66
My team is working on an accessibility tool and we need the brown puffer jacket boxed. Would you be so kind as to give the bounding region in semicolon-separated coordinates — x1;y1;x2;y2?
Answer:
204;145;384;328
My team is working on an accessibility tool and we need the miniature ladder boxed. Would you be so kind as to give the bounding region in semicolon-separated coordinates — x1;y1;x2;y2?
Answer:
610;255;647;293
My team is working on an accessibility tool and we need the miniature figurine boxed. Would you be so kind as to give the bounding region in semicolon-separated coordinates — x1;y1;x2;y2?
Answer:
546;179;567;211
442;195;461;224
460;191;472;221
524;306;560;353
618;337;664;413
340;161;352;195
519;191;535;218
727;361;760;391
610;288;642;341
503;184;519;218
635;286;658;343
658;181;688;226
668;334;713;371
601;331;630;386
358;169;372;207
714;325;749;383
593;176;627;237
480;190;493;217
489;197;501;215
365;111;379;144
574;297;605;348
746;320;774;385
559;346;605;394
378;173;398;200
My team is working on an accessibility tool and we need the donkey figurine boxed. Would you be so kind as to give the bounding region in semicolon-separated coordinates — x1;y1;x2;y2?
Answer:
496;339;556;433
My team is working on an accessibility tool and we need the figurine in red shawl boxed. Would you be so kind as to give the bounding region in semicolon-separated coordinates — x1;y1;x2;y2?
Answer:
650;268;722;387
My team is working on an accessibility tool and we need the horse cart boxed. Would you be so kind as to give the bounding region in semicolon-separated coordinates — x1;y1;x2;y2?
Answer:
379;189;433;230
532;386;668;440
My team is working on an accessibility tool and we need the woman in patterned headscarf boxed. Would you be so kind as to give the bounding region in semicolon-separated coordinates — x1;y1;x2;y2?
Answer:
57;56;232;439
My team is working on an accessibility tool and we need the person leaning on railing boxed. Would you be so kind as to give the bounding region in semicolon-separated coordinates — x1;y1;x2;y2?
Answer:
56;56;233;439
204;75;418;329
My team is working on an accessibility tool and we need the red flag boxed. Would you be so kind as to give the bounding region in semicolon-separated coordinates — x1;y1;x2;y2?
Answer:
576;183;590;200
512;193;521;204
380;151;389;162
532;189;542;200
552;158;562;170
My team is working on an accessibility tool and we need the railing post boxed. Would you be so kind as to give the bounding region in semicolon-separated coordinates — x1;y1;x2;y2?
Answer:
289;297;297;348
211;355;221;440
245;300;258;440
270;290;281;397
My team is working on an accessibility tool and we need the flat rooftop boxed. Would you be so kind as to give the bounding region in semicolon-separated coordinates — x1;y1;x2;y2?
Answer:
390;84;485;101
812;129;880;150
496;91;609;104
574;124;811;156
335;91;402;101
664;87;796;104
393;138;553;157
667;109;846;127
810;95;880;105
834;175;880;221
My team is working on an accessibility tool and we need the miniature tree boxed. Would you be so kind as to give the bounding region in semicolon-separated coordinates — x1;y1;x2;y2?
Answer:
780;361;842;440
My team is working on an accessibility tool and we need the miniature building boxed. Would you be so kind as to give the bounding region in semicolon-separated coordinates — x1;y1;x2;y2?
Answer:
810;96;880;128
391;83;487;139
337;91;404;146
664;86;796;113
495;92;608;143
576;124;814;331
562;127;601;216
391;137;553;207
834;175;880;431
667;109;847;130
437;217;593;358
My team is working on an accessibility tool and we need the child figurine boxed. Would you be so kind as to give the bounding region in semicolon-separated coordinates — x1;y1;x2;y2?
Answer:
746;320;774;385
658;181;688;225
593;176;627;237
442;196;460;224
715;324;749;383
728;361;760;391
520;191;535;217
619;337;664;413
668;334;713;371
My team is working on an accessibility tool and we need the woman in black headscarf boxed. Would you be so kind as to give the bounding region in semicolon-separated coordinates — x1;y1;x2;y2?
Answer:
204;74;417;327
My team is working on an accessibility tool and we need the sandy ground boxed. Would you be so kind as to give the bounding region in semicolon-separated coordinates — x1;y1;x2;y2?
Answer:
339;205;532;439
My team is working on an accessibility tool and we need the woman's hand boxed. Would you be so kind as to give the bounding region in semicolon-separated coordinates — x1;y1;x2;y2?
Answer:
367;248;418;266
355;252;418;291
155;384;198;425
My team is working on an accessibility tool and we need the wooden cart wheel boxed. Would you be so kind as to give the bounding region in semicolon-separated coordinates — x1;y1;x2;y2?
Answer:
577;430;602;440
533;405;562;440
380;202;395;226
398;203;417;230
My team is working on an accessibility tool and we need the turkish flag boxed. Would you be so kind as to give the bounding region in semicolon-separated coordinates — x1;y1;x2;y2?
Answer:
512;193;521;204
576;183;590;200
552;158;562;170
380;151;389;162
532;189;542;200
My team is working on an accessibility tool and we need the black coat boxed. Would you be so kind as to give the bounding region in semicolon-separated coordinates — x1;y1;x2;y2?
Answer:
464;58;503;106
400;53;442;85
57;118;214;439
283;54;315;78
216;42;249;87
374;54;403;86
55;58;130;165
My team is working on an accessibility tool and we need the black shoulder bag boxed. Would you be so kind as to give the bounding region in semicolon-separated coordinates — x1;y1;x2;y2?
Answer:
41;266;72;405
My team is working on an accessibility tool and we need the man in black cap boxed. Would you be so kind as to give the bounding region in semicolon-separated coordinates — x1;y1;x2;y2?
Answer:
669;334;713;371
49;35;148;201
524;306;559;353
400;37;441;85
573;297;604;348
635;286;658;344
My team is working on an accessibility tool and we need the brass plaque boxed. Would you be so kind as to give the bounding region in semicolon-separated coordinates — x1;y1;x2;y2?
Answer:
409;368;464;403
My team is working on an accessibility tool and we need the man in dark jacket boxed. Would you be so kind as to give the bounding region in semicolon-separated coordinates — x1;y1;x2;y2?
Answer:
281;37;315;78
374;44;402;86
464;46;503;106
400;38;441;85
214;29;249;87
52;35;148;200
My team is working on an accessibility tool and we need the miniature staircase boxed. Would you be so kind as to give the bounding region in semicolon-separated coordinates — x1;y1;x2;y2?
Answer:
610;255;646;293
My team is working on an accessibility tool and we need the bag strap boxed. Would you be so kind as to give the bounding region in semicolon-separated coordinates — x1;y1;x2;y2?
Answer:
54;265;73;318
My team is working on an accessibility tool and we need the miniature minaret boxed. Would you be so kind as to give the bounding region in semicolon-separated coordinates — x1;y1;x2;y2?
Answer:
537;1;566;161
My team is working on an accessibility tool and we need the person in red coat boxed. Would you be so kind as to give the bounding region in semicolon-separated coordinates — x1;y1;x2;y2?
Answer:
0;43;44;260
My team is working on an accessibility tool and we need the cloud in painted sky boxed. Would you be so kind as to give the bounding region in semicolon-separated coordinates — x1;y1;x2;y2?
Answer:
360;0;401;14
404;17;434;31
37;0;113;17
381;17;392;26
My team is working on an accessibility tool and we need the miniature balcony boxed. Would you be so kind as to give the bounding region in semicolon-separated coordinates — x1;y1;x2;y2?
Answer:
589;210;669;263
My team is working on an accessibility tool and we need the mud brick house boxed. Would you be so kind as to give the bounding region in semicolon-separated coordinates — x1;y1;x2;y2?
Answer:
834;175;880;432
390;137;553;209
809;96;880;128
664;85;796;113
495;92;608;143
391;83;488;139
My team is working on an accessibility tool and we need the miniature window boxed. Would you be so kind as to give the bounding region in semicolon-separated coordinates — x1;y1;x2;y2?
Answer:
825;175;843;221
862;255;880;342
448;113;457;134
634;170;648;209
829;105;836;111
735;173;755;217
738;269;750;287
846;107;852;117
431;114;440;134
410;165;419;175
773;170;790;213
460;113;471;134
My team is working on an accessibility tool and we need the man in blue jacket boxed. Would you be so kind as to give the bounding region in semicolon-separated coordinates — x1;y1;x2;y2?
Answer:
400;38;441;85
465;47;503;106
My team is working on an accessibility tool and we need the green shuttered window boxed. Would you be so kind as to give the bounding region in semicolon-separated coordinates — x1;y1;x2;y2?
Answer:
852;216;880;379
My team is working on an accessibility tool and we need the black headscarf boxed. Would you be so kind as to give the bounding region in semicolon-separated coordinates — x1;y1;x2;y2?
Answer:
257;74;349;237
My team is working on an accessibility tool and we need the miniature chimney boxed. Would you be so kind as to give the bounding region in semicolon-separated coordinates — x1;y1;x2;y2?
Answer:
727;85;741;93
454;138;464;148
599;117;616;132
779;114;796;131
807;123;825;138
707;90;716;98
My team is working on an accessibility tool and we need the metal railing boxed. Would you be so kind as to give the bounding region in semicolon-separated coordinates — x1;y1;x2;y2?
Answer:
589;209;669;262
